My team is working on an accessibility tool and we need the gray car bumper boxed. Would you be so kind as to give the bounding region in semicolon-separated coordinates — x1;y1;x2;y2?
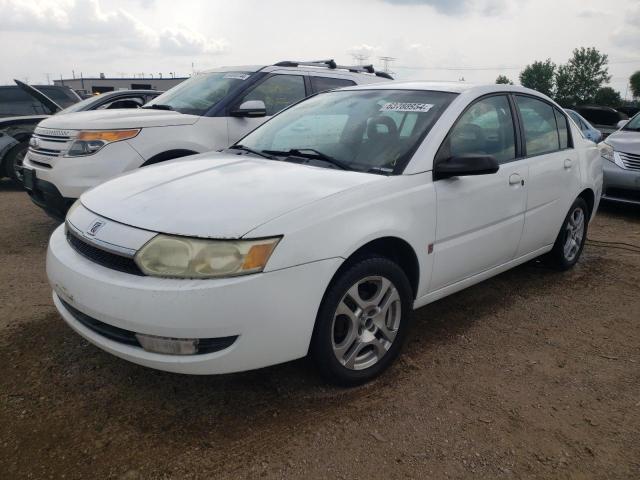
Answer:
602;160;640;205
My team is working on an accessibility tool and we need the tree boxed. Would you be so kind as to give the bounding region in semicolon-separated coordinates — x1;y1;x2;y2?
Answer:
519;59;555;97
593;87;622;107
554;47;610;105
495;75;513;85
631;71;640;99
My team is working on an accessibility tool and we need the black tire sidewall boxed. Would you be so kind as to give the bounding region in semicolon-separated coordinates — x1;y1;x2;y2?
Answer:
310;256;413;386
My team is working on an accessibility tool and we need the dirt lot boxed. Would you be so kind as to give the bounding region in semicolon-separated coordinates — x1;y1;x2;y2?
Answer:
1;179;639;480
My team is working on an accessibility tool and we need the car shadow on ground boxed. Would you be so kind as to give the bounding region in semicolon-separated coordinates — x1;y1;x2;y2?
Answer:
0;178;23;192
0;256;572;445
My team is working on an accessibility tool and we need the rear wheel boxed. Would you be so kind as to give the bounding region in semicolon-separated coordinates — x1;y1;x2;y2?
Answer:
547;197;588;270
310;256;412;386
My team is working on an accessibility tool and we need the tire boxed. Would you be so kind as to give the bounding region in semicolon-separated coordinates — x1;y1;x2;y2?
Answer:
5;142;28;184
547;197;589;270
310;256;413;386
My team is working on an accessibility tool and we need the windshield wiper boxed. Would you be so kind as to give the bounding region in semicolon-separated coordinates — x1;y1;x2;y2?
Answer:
263;148;352;171
142;104;174;111
228;144;275;160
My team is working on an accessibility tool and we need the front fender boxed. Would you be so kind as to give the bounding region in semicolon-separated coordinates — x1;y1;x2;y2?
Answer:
250;173;436;299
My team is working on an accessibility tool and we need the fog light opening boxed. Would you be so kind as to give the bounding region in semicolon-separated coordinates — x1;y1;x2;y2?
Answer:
135;333;199;355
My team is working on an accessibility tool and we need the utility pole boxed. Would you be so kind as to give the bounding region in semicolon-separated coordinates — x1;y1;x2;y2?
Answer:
378;56;396;74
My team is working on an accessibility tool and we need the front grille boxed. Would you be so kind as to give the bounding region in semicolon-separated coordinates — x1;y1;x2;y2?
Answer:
59;298;238;354
619;151;640;171
66;231;144;276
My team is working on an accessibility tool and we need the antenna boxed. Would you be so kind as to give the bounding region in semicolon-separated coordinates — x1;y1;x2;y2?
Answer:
351;53;369;66
378;56;396;75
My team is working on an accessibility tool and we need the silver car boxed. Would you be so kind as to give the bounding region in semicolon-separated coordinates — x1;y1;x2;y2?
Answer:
601;113;640;205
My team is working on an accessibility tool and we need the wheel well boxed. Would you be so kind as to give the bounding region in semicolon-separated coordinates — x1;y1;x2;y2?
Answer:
141;149;199;167
342;237;420;299
578;188;595;218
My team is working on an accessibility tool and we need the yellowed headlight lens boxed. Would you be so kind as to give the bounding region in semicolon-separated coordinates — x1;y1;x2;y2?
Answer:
77;129;140;142
135;235;280;278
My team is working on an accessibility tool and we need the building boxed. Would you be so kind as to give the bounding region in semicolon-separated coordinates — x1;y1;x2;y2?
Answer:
53;76;188;95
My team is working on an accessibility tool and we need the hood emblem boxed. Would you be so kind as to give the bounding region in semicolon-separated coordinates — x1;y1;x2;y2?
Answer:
87;220;106;237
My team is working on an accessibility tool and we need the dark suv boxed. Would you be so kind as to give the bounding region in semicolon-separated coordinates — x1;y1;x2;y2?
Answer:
0;84;81;117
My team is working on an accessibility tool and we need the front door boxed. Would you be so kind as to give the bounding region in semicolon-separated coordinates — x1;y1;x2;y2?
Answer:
227;73;307;144
430;94;528;292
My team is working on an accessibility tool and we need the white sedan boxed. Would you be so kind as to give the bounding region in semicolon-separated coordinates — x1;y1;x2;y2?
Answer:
47;82;603;385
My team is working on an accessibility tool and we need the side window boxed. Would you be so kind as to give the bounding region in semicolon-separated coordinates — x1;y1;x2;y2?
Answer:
241;74;306;116
515;96;560;156
554;108;570;149
439;95;516;164
310;76;356;93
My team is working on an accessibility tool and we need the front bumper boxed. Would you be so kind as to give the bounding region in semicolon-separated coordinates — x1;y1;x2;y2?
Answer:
23;140;145;199
24;173;75;221
47;225;342;374
602;160;640;205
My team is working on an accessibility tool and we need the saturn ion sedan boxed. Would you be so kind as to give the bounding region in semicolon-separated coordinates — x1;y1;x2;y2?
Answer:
47;82;603;385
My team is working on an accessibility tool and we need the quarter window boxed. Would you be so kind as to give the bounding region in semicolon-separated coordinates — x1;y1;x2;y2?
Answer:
439;95;516;164
515;96;560;156
241;74;306;116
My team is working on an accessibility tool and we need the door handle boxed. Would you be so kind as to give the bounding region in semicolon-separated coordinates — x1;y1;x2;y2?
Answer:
564;159;573;169
509;173;522;185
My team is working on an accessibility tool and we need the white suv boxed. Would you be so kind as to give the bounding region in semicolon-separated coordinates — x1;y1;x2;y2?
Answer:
23;60;391;219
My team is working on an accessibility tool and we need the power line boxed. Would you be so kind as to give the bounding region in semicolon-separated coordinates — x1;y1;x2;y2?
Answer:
394;59;639;72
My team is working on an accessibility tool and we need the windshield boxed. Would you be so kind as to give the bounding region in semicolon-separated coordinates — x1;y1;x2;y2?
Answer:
145;71;252;115
623;113;640;131
239;89;457;174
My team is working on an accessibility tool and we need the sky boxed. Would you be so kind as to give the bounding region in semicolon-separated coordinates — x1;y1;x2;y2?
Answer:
0;0;639;98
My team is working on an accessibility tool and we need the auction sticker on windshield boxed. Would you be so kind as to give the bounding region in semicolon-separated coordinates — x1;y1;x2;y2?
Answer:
381;102;434;113
224;73;250;80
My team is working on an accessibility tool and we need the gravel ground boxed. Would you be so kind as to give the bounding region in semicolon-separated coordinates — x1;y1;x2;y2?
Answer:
1;179;639;480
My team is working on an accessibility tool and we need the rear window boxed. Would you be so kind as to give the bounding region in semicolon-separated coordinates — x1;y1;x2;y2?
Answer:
310;76;356;93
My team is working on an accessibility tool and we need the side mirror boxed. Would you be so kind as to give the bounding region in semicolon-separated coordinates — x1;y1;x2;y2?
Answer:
434;154;499;180
231;100;267;118
617;119;629;129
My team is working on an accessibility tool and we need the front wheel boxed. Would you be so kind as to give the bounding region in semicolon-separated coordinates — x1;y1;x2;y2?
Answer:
547;197;589;270
310;256;413;386
5;142;28;184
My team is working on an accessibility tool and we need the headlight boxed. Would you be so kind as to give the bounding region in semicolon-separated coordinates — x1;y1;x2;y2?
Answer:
135;235;281;278
66;129;140;157
598;142;614;163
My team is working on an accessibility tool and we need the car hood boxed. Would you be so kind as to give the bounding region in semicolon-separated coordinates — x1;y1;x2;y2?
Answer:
0;115;49;127
606;130;640;154
81;153;383;238
38;108;200;130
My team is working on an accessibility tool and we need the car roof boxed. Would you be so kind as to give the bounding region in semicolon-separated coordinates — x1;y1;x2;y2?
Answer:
199;63;391;80
340;81;548;97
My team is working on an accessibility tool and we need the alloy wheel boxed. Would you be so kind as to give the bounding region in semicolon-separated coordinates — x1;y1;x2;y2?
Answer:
331;275;402;370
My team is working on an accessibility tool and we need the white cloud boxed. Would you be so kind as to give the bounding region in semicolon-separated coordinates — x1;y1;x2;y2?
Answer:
379;0;513;15
611;4;640;49
0;0;228;55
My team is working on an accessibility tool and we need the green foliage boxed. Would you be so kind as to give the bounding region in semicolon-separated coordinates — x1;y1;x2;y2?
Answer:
519;59;555;97
495;75;513;85
593;87;622;107
631;71;640;99
555;47;611;105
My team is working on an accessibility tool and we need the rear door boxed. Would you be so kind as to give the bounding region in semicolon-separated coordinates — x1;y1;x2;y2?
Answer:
430;94;528;291
514;96;580;256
